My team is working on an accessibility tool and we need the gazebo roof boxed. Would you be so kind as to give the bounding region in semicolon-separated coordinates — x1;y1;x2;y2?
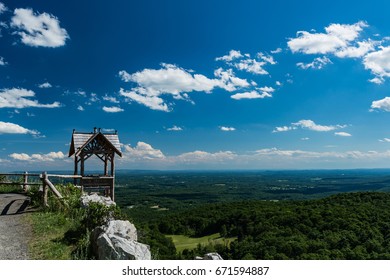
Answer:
68;128;122;157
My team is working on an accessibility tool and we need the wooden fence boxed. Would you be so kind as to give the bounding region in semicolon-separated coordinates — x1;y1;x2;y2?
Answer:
0;172;82;207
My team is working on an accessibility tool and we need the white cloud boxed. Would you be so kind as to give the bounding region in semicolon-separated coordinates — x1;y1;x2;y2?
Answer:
0;121;39;135
271;48;283;54
288;21;367;55
0;56;7;66
233;58;269;75
379;138;390;142
274;119;346;132
77;105;84;111
123;142;165;160
38;82;52;88
119;63;248;111
369;77;384;84
293;119;346;131
257;52;277;65
335;132;352;137
120;64;221;94
102;95;119;103
272;126;295;133
217;50;276;75
11;8;69;47
216;50;243;62
0;2;6;14
102;106;124;113
120;87;170;112
335;40;376;58
231;89;273;100
220;126;236;131
364;46;390;83
371;97;390;111
167;125;183;131
214;68;250;91
0;88;61;108
176;150;237;163
9;151;65;162
297;56;332;70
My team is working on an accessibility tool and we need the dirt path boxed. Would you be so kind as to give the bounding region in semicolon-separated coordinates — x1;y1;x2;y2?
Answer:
0;193;32;260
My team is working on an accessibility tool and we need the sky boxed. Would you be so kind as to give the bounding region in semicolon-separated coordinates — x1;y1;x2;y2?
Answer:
2;0;390;171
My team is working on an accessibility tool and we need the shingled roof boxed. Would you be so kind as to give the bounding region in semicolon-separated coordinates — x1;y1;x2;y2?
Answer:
68;128;122;157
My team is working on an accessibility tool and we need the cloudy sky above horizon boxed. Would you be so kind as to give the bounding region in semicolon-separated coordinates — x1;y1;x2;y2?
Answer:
2;0;390;171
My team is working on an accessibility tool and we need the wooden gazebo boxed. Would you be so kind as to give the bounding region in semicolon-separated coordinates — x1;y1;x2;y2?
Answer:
68;128;122;201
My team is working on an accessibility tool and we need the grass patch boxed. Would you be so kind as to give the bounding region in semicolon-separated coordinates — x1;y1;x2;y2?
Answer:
166;233;236;252
0;185;24;194
27;211;76;259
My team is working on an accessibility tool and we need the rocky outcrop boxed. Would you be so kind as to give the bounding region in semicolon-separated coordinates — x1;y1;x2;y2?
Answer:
80;193;116;208
195;252;223;260
91;220;151;260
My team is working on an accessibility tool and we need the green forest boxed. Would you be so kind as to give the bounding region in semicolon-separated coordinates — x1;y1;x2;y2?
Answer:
131;192;390;259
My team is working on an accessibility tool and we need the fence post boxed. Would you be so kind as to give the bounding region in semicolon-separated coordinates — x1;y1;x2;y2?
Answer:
23;171;29;192
41;172;49;207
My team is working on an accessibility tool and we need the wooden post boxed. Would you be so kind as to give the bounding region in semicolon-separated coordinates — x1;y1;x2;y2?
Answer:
41;172;49;207
74;156;78;185
81;154;85;177
23;171;29;192
104;155;108;176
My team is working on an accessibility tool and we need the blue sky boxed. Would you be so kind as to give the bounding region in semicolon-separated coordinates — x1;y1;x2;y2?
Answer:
2;0;390;171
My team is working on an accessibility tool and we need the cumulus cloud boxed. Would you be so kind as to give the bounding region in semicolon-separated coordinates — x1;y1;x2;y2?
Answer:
38;82;52;88
272;126;295;133
0;2;7;15
167;125;183;131
0;88;61;108
335;40;377;58
11;8;69;47
335;132;352;137
123;142;165;160
102;95;119;103
120;87;169;112
297;56;332;70
119;64;221;94
231;87;274;100
77;105;84;111
102;106;124;113
9;151;65;161
371;97;390;111
214;68;250;91
220;126;236;131
215;50;243;62
0;121;39;135
233;58;269;75
176;150;237;163
274;119;346;133
379;138;390;142
288;21;367;55
364;46;390;83
293;119;346;131
216;50;276;75
119;63;252;111
271;48;283;54
0;56;7;66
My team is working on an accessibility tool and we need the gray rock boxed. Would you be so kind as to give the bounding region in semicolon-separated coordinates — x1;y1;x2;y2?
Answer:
196;252;223;260
91;219;151;260
105;220;137;241
81;193;116;208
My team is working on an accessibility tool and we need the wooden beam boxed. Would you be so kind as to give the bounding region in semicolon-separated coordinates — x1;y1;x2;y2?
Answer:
44;178;63;199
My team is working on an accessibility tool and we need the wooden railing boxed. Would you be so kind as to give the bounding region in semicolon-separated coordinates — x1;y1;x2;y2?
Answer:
0;172;115;205
0;172;41;191
0;172;82;207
